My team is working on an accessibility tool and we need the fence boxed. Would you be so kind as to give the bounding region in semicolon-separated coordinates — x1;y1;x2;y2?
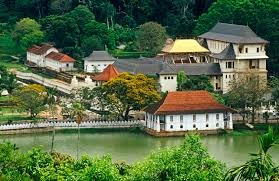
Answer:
0;120;145;131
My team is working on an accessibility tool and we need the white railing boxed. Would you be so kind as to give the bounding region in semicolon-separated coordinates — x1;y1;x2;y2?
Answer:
0;120;145;131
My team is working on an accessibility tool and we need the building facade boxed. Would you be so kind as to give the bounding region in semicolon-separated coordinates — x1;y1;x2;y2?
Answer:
45;52;75;72
27;44;59;67
145;91;234;134
198;23;269;93
84;51;116;73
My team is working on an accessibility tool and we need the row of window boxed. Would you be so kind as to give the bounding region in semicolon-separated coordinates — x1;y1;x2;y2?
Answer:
164;76;174;80
225;74;235;79
239;47;263;54
169;123;220;129
169;114;220;122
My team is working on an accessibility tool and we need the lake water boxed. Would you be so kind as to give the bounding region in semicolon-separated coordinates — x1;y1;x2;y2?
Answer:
0;129;278;167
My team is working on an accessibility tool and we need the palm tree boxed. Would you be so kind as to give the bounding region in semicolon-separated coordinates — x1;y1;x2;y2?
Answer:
69;101;86;160
225;127;279;181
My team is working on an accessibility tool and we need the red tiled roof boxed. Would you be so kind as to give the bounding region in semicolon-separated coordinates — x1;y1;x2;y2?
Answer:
27;44;54;55
45;52;75;62
93;64;119;81
145;91;234;115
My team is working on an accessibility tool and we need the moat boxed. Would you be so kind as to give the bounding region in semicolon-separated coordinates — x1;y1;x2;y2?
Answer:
1;129;278;167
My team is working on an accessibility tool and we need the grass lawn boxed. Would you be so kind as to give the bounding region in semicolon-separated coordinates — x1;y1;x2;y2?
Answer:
0;107;42;122
0;32;24;56
0;61;31;72
0;96;10;101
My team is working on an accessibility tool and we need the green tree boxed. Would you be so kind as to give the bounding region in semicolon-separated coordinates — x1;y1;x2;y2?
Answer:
177;71;188;91
81;35;104;57
179;75;214;92
126;134;226;180
225;127;279;181
13;84;47;118
0;65;18;94
136;22;167;54
99;73;160;121
12;18;44;48
225;74;267;123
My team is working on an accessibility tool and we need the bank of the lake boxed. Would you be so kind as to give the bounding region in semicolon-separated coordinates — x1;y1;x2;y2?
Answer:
0;128;278;167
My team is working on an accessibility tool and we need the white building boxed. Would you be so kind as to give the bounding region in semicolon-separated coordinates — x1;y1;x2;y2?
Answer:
198;23;269;93
84;51;116;73
27;44;59;67
45;52;75;72
145;91;234;135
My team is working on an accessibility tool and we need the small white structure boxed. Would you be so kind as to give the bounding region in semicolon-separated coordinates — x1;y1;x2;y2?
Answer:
84;51;116;73
145;91;234;133
27;44;58;67
45;52;75;72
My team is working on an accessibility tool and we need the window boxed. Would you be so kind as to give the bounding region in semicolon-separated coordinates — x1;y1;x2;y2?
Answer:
98;64;100;66
170;115;173;122
171;76;173;79
180;125;183;129
225;75;227;79
164;77;167;80
245;48;248;53
104;64;107;67
229;75;231;78
170;125;173;129
216;114;219;120
193;124;196;128
193;114;196;122
257;48;259;53
180;115;183;123
66;63;69;67
206;114;209;122
239;48;243;53
206;124;209;128
226;62;234;69
216;123;219;127
216;76;218;80
233;74;235;79
168;77;170;79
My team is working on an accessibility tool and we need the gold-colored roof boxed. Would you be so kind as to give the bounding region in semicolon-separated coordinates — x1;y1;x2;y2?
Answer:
162;39;209;53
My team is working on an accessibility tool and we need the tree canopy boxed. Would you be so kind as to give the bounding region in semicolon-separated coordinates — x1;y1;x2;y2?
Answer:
12;18;44;48
0;65;18;94
81;73;160;120
13;84;48;117
136;22;167;54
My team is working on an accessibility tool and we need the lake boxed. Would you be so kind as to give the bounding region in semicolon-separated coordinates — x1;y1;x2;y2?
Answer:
0;129;278;167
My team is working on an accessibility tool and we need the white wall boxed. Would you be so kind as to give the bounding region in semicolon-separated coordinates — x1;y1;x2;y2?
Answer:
27;52;43;66
159;74;177;92
84;60;115;73
45;58;74;72
146;112;233;132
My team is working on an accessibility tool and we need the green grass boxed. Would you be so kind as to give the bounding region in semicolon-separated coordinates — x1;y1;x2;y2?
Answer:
0;96;10;101
0;61;31;72
0;32;24;56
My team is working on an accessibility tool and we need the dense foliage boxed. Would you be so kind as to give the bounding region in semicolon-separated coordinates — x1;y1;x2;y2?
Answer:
225;127;279;181
1;0;278;75
80;73;160;120
0;65;18;94
177;71;214;92
0;134;226;181
224;74;267;123
13;84;48;117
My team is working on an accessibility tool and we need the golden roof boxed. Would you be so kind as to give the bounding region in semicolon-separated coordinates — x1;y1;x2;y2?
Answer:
162;39;209;53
